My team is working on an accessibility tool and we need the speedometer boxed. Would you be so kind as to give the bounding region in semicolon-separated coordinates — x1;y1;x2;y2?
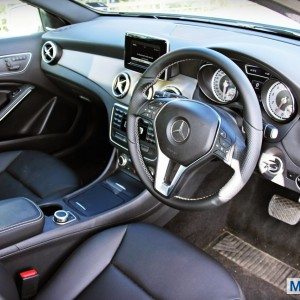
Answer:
211;69;237;103
262;80;295;122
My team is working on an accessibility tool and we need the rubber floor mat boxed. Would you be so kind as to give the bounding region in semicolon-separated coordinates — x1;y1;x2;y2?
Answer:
210;232;300;294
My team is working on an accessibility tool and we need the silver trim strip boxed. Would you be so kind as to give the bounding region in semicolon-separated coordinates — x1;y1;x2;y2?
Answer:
0;52;32;77
0;85;34;122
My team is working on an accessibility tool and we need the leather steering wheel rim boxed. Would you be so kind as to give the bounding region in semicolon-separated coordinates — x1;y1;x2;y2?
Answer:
127;47;263;210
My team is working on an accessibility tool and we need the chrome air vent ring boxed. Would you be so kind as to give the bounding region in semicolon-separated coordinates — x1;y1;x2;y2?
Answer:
112;72;131;98
41;41;61;65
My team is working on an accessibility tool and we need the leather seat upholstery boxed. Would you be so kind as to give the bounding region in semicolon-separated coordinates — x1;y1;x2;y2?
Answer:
35;223;244;300
0;150;80;203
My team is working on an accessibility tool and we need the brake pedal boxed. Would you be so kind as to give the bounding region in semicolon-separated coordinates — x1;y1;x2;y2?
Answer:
268;195;300;225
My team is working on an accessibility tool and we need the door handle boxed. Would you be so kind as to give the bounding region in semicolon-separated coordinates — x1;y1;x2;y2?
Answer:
0;85;34;122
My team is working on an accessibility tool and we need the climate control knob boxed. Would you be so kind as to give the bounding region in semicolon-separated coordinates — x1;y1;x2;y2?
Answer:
118;154;128;167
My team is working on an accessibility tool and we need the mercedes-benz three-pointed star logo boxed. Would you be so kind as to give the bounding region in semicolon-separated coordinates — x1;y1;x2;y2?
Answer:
170;119;190;143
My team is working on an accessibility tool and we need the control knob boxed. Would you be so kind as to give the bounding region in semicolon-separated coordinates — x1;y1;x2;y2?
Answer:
118;154;128;167
53;210;69;224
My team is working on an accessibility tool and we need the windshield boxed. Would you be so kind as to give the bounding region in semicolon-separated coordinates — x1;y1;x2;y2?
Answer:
74;0;300;32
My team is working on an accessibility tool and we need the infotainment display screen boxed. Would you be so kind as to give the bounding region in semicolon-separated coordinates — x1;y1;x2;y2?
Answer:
124;33;169;77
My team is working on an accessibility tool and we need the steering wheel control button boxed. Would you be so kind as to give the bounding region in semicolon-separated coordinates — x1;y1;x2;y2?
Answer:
170;119;190;143
219;130;227;139
219;137;231;149
53;210;69;224
213;129;233;162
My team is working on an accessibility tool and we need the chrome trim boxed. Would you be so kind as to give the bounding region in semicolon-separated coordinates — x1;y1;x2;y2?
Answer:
41;41;58;64
133;80;154;100
112;72;131;98
0;52;32;77
265;81;295;122
52;211;77;225
296;176;300;191
161;85;182;96
0;85;34;122
75;201;86;210
109;103;157;162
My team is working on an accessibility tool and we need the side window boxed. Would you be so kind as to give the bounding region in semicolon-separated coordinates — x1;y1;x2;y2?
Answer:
0;0;43;39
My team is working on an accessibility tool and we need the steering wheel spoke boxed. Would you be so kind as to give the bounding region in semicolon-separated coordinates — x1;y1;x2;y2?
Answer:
154;150;187;197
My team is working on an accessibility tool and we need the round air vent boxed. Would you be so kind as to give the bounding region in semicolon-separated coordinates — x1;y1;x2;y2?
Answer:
112;72;131;98
161;85;182;96
41;41;61;65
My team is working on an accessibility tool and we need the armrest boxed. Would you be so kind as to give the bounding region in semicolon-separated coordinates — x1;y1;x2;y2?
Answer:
0;198;44;249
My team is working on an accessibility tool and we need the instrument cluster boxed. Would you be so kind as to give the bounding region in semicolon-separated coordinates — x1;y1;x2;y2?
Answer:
197;61;296;123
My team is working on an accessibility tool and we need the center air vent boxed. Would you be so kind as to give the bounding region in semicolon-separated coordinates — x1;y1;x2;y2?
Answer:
41;41;61;65
112;72;131;98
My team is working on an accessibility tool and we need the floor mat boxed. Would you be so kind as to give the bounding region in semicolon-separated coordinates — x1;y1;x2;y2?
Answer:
209;232;300;296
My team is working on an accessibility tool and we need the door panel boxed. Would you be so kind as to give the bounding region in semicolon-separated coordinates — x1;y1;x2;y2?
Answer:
0;34;88;154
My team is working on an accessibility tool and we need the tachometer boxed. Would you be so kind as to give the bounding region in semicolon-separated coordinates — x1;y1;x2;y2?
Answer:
211;69;237;103
262;80;295;122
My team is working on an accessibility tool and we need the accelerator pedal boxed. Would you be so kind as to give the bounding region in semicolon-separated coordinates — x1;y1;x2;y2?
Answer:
268;195;300;225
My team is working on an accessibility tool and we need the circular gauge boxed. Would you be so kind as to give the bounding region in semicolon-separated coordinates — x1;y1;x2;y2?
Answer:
211;69;237;103
263;80;295;122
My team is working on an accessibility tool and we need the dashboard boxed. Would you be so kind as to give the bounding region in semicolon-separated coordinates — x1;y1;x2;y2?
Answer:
40;16;300;194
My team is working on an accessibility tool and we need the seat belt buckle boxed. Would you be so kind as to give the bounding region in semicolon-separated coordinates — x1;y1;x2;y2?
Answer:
18;268;39;299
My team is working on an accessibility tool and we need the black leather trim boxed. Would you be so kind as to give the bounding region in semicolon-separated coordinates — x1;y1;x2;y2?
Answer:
37;223;244;300
36;226;128;300
0;198;44;249
0;264;19;300
0;150;80;203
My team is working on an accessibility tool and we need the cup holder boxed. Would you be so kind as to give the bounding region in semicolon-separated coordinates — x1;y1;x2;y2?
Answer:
40;204;63;217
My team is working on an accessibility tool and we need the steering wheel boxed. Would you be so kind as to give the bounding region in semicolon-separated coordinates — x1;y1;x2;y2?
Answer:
127;48;263;210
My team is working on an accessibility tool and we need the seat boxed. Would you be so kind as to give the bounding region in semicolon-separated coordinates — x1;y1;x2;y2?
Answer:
0;223;244;300
0;150;80;204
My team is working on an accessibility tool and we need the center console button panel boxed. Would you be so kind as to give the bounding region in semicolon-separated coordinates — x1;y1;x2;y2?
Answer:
110;103;157;161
